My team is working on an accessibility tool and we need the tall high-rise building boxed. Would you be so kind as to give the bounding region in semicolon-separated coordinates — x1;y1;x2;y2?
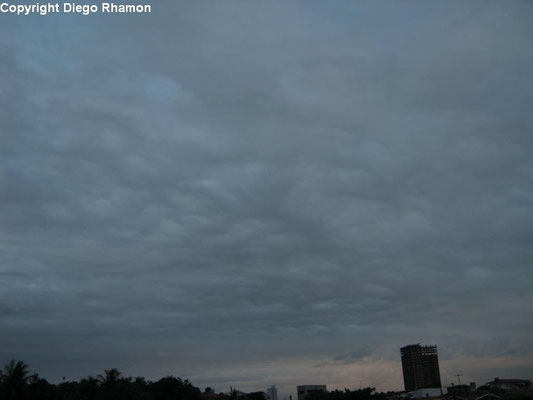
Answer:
400;344;442;392
267;386;278;400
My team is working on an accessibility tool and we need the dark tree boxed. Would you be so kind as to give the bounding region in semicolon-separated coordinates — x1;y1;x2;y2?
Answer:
1;359;31;400
78;376;99;400
0;360;280;400
27;374;56;400
150;376;202;400
246;391;266;400
97;368;122;387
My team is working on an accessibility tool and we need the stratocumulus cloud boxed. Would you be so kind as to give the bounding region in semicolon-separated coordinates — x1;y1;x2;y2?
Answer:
0;0;532;397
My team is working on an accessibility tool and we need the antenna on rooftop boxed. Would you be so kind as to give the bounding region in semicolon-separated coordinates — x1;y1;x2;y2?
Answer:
456;374;463;386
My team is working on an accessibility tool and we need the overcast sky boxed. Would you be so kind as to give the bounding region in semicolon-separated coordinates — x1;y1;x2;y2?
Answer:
1;0;533;397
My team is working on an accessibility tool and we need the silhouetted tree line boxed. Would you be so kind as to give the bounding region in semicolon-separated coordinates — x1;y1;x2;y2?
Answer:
0;360;267;400
306;388;386;400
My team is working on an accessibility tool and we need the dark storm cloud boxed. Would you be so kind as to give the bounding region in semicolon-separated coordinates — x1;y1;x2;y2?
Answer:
1;0;532;394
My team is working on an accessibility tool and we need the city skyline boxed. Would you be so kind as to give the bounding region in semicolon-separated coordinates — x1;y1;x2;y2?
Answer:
1;0;532;397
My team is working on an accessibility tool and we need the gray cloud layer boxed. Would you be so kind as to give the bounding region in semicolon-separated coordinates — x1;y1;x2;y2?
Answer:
1;0;533;395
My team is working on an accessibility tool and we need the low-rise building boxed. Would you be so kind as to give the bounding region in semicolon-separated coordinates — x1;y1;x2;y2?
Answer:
407;388;442;398
486;378;531;392
446;384;472;396
297;385;327;400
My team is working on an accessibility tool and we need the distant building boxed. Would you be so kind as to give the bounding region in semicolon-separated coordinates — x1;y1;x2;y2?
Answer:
400;344;442;395
407;388;442;399
446;384;472;396
267;386;278;400
297;385;327;400
486;378;531;391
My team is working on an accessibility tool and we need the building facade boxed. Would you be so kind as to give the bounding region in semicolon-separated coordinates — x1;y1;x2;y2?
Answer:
486;378;531;391
297;385;327;400
267;386;278;400
406;388;442;399
400;344;442;393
